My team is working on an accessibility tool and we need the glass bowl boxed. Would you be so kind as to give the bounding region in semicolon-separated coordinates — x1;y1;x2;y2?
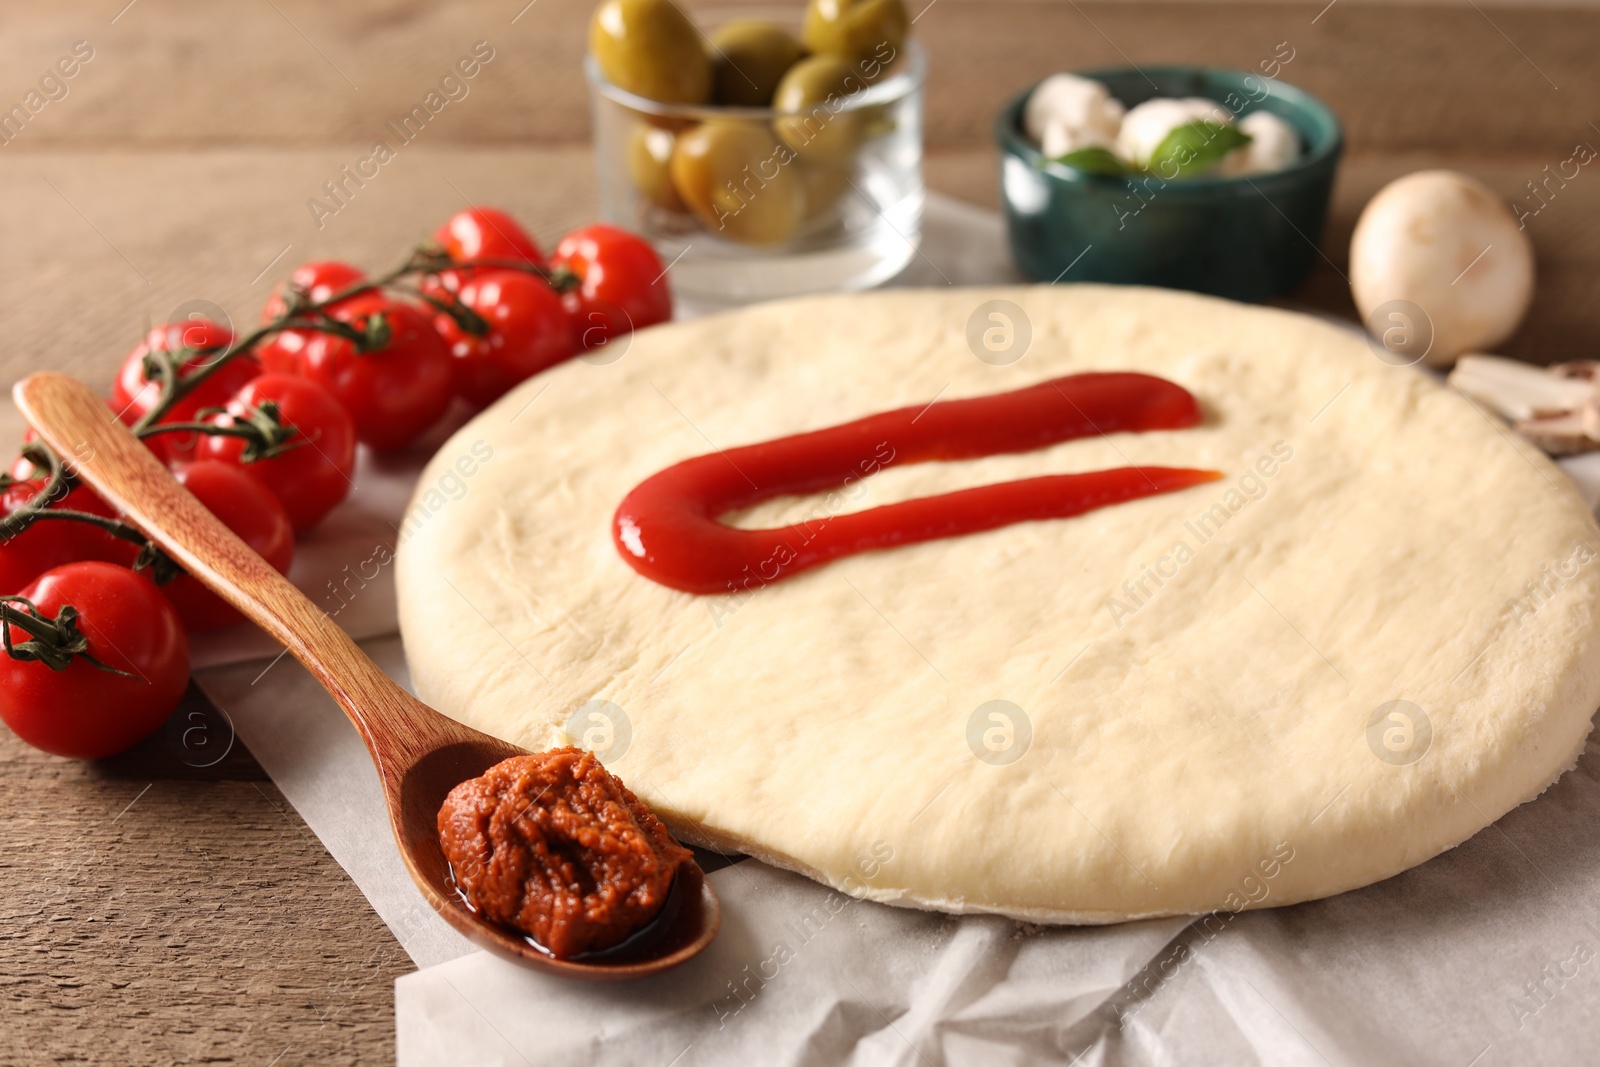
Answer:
996;67;1343;302
585;8;926;307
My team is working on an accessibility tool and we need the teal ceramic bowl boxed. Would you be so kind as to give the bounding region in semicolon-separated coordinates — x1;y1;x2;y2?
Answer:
996;67;1343;301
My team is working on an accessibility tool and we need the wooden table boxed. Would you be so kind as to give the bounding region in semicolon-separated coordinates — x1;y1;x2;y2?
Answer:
1;2;1595;1062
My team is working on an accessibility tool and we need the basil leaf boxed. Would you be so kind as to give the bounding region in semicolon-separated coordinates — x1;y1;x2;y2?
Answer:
1049;146;1130;177
1146;120;1252;178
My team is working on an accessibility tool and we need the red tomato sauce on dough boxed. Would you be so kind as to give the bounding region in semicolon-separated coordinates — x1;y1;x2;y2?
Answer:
613;372;1220;595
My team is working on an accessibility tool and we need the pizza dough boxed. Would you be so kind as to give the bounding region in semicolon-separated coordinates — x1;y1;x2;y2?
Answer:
396;286;1600;922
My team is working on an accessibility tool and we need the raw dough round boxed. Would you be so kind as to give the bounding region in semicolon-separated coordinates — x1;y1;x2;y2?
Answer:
397;286;1600;922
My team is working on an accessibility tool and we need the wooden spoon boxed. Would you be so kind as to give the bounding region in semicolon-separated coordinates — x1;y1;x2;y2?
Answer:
14;373;720;980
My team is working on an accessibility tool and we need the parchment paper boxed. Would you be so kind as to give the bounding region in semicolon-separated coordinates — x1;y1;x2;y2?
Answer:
189;194;1600;1066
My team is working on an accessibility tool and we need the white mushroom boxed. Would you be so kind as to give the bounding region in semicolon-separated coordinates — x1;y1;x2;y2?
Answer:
1350;170;1536;368
1024;74;1124;160
1116;97;1234;169
1218;111;1301;176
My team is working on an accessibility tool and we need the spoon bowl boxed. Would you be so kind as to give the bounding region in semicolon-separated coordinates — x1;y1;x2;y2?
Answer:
13;372;720;980
394;737;721;976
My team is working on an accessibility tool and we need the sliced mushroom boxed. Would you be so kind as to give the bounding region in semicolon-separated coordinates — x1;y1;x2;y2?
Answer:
1447;354;1600;455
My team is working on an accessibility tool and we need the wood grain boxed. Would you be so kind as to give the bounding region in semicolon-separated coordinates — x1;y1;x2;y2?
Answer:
0;1;1593;154
0;0;1597;1061
0;703;411;1066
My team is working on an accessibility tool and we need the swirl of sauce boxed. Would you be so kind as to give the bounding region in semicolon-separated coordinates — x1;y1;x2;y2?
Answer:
614;372;1221;595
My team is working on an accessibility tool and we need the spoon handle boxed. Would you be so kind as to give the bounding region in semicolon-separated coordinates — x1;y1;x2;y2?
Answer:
12;373;423;758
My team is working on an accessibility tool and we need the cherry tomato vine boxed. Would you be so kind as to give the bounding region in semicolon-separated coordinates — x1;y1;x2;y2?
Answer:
0;209;671;761
0;245;577;562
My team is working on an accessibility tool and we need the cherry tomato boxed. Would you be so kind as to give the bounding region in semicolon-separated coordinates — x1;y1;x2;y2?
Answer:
435;207;546;268
199;374;355;533
164;462;295;631
0;478;140;594
261;261;370;322
431;270;573;407
0;562;189;760
111;321;261;463
256;293;453;452
553;224;673;352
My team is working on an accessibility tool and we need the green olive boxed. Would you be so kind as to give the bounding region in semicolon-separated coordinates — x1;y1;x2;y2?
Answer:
707;20;804;107
801;162;852;221
773;56;867;165
802;0;910;65
590;0;712;105
627;124;687;212
669;121;806;246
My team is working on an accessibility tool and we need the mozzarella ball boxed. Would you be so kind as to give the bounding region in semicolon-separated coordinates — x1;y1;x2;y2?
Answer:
1115;97;1235;167
1349;170;1536;368
1025;73;1124;156
1219;111;1301;176
1039;121;1115;159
